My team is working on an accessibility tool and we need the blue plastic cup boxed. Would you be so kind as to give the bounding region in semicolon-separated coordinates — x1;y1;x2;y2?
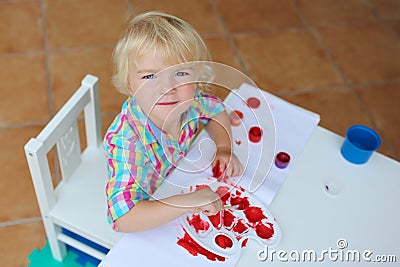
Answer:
340;125;381;164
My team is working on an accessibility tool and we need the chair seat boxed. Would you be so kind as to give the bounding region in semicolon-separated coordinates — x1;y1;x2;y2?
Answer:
50;145;122;249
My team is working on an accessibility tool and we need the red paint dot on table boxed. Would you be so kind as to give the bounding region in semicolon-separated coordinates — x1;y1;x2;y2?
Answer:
249;126;263;143
275;151;290;169
247;97;261;109
229;110;244;126
215;234;233;249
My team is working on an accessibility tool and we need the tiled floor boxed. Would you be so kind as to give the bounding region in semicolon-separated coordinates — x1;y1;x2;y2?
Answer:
1;0;399;265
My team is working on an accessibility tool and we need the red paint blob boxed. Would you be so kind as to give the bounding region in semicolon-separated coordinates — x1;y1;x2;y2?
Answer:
249;126;263;143
229;110;244;126
247;97;261;109
233;219;248;234
177;230;226;261
255;222;274;240
244;206;266;223
241;238;249;247
215;234;233;249
230;196;250;210
212;160;225;179
208;212;221;229
187;214;210;233
223;210;235;228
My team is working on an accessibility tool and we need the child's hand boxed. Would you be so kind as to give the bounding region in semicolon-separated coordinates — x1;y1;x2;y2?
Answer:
212;147;243;180
187;188;222;216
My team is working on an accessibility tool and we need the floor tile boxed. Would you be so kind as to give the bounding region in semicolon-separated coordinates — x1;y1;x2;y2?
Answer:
234;30;344;93
45;0;129;49
48;47;127;114
130;0;224;36
0;54;49;126
294;0;378;26
371;0;400;20
214;0;303;32
0;1;44;54
355;82;400;160
389;21;400;35
0;126;43;222
0;221;46;267
281;88;393;157
205;37;243;71
316;23;400;84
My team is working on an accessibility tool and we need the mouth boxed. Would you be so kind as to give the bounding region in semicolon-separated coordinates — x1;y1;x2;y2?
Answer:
157;101;179;106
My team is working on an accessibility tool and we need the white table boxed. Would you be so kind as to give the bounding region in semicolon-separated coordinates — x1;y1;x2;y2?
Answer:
100;126;399;266
238;126;400;266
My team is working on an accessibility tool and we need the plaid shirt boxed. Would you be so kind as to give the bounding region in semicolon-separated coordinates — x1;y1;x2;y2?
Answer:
103;92;224;227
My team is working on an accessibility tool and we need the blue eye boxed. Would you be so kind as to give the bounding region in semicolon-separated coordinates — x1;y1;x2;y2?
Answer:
176;71;189;77
141;74;157;79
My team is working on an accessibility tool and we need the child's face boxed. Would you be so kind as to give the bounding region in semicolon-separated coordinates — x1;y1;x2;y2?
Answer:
127;48;197;127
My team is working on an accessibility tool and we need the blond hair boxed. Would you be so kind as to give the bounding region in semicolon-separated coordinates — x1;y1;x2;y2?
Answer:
112;11;212;95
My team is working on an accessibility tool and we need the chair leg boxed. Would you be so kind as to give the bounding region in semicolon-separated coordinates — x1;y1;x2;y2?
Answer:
43;219;67;261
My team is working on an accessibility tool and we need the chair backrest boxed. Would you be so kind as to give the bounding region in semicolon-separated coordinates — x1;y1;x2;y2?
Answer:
24;74;101;223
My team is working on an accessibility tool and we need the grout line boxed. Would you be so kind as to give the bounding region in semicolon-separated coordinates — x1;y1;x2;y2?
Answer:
125;0;135;16
288;0;349;85
207;0;250;76
39;0;53;118
0;217;42;228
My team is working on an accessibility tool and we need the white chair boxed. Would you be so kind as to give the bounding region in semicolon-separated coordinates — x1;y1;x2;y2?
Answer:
24;74;122;261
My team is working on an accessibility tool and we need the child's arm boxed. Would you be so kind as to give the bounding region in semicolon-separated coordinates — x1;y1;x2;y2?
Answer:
114;188;222;232
205;111;243;178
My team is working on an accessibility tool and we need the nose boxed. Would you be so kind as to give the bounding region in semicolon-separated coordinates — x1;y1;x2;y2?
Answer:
158;72;177;95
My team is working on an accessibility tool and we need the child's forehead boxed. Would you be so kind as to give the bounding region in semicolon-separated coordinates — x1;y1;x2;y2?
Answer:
130;47;187;72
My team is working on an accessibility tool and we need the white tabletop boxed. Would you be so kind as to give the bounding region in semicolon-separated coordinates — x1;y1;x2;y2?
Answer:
237;126;400;266
100;126;399;266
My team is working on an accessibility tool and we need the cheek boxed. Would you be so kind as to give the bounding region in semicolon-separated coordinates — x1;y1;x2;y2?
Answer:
178;84;196;99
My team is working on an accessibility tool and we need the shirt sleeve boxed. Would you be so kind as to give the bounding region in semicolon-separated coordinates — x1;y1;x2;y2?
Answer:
196;92;225;125
103;121;150;228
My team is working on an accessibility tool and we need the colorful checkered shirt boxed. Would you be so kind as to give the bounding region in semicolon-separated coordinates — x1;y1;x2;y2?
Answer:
103;92;224;227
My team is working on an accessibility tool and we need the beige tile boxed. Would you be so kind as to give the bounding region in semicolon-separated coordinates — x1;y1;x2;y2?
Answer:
371;0;400;20
48;47;127;114
389;21;400;35
0;54;49;126
215;0;303;32
0;221;46;267
281;88;372;134
355;83;400;160
0;1;44;54
316;23;400;84
130;0;224;36
205;37;243;70
0;126;43;221
295;0;378;26
234;30;344;93
281;88;393;157
45;0;129;49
